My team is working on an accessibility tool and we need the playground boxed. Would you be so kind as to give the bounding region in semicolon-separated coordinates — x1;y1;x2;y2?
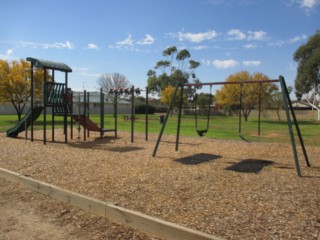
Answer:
0;128;320;239
1;57;320;239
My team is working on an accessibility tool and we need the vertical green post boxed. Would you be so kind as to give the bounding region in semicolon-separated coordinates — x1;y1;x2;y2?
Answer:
175;85;184;151
43;69;47;145
152;81;181;157
64;72;68;143
281;77;310;167
145;87;149;141
83;90;86;141
131;86;134;143
238;83;242;134
30;62;34;142
115;93;118;138
279;76;301;177
100;88;104;139
52;71;55;142
258;83;262;136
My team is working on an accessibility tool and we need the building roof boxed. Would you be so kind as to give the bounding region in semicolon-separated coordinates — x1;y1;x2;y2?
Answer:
73;91;131;104
26;57;72;72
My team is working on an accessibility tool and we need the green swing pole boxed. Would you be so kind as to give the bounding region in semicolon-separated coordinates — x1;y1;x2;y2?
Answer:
100;88;104;139
131;85;135;143
145;87;149;141
280;76;310;167
175;85;184;151
258;82;262;136
238;83;243;134
114;93;118;138
279;76;301;177
152;81;181;157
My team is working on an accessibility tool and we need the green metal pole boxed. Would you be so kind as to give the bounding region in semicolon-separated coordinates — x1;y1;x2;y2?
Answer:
43;69;47;145
131;86;134;143
100;88;104;139
84;90;86;141
152;81;181;157
146;87;148;141
258;83;261;136
64;72;68;143
30;63;34;142
175;85;184;151
238;83;242;134
52;71;55;142
281;76;310;167
279;76;301;177
115;93;118;138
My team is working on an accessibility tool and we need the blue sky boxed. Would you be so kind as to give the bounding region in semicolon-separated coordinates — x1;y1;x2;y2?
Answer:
0;0;319;97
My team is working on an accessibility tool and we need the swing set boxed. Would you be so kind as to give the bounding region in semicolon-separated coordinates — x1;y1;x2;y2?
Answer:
152;76;311;177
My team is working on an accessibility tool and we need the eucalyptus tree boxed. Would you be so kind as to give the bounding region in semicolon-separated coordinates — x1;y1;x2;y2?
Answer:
293;31;320;120
147;46;201;110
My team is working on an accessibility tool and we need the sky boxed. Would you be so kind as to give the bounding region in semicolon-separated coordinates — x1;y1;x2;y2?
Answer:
0;0;319;98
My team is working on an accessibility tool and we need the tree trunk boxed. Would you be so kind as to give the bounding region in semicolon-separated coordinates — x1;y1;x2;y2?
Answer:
276;110;281;121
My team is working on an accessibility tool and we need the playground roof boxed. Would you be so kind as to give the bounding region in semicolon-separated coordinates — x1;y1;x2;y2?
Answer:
26;57;72;72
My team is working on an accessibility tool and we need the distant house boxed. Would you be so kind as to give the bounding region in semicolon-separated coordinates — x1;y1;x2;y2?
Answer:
72;91;131;115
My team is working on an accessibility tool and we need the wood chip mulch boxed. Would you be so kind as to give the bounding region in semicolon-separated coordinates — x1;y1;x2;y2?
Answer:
0;129;320;239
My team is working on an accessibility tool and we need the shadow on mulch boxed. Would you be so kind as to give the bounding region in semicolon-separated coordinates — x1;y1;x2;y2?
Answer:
225;159;274;174
67;136;117;149
108;146;145;152
175;153;221;165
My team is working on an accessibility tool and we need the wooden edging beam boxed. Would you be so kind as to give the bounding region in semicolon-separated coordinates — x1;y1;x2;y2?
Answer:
0;167;222;240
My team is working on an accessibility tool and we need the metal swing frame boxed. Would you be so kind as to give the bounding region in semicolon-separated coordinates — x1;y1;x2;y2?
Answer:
152;76;311;177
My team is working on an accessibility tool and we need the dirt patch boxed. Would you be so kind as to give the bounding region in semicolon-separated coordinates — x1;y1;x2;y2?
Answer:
0;178;161;240
1;130;320;239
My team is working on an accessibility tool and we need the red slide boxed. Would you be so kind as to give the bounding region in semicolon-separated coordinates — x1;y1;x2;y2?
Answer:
73;115;100;132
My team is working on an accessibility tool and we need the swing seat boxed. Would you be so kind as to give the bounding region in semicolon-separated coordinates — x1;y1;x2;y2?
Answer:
196;129;208;137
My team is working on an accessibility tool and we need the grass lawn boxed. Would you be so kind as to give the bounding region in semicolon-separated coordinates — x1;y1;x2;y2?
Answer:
1;113;319;146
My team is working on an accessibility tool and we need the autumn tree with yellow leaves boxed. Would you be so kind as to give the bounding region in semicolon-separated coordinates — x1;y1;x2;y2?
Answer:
0;59;48;120
215;71;277;121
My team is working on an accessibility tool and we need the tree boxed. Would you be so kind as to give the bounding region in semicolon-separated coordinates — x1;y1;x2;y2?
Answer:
97;72;131;114
293;30;320;120
268;86;293;121
215;71;275;121
0;59;45;120
195;93;215;111
147;46;201;106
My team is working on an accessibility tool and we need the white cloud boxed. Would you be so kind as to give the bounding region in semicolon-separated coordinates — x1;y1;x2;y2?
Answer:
20;41;74;50
268;40;285;47
43;41;73;49
0;49;13;60
212;59;239;69
243;44;257;49
288;34;307;43
116;35;134;46
201;59;212;66
227;29;246;40
300;0;319;9
170;30;218;43
137;34;155;45
248;31;267;40
86;43;99;50
269;34;307;48
192;45;209;50
227;29;267;41
243;60;261;66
